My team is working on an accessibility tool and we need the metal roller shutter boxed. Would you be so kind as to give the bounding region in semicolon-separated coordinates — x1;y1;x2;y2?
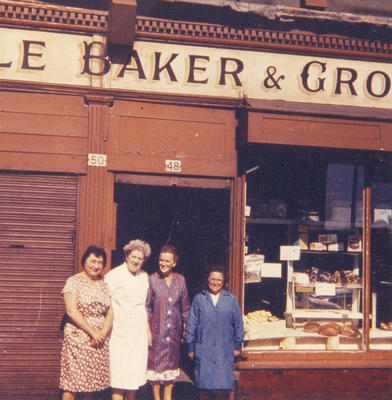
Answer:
0;173;78;400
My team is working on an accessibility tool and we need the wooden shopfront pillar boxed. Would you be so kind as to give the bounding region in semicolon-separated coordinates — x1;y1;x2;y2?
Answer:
229;175;246;302
78;95;116;271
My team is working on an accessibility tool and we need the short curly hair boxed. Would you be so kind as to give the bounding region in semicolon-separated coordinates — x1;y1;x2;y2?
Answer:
81;245;107;267
159;244;179;264
205;265;226;283
123;239;151;259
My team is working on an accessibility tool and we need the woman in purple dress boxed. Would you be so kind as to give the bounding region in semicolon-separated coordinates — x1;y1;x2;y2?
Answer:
146;245;190;400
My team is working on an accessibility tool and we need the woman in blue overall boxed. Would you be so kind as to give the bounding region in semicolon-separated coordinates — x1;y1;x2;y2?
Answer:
186;265;244;400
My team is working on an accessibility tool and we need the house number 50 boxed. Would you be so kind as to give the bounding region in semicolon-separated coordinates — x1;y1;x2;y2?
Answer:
88;153;107;167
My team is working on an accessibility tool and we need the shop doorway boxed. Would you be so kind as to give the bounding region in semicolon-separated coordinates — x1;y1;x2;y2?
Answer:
112;176;231;301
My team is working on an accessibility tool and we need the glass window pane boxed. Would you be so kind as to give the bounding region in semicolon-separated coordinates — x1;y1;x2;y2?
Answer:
370;166;392;350
243;148;364;352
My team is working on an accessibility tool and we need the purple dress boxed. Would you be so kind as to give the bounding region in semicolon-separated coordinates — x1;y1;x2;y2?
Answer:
146;272;190;379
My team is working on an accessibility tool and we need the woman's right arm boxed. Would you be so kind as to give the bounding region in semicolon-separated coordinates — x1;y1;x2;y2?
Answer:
63;292;105;345
146;277;154;347
100;304;114;338
145;279;154;323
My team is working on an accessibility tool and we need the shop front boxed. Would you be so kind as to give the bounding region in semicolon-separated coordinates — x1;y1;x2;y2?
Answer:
236;111;392;399
0;16;241;397
106;99;240;298
1;1;392;399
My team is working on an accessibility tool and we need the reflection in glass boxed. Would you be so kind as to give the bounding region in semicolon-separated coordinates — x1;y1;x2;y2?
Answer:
370;168;392;349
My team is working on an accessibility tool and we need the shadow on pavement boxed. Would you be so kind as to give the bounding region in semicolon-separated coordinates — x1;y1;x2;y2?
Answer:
92;369;199;400
136;380;199;400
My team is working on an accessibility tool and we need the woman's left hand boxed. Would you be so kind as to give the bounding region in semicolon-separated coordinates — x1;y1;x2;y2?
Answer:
148;325;152;347
234;350;241;357
181;324;186;344
90;329;107;348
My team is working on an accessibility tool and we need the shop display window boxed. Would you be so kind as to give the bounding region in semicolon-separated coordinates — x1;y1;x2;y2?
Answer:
370;165;392;349
242;146;392;352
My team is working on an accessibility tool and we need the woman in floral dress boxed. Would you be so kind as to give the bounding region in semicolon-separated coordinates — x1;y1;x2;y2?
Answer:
60;245;113;400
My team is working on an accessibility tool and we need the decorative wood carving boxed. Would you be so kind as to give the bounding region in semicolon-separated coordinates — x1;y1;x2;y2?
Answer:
1;1;391;59
78;96;115;268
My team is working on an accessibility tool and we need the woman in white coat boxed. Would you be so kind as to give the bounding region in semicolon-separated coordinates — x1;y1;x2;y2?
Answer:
104;239;152;400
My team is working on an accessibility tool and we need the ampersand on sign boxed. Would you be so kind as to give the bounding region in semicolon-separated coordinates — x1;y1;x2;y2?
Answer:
263;66;285;89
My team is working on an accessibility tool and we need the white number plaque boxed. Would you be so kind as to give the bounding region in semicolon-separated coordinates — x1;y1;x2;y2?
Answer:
165;159;182;172
88;153;107;167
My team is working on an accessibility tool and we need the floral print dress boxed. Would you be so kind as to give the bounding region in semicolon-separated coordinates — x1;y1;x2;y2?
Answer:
59;274;111;392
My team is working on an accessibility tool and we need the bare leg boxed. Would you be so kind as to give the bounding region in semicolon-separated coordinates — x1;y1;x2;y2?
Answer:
215;391;229;400
163;381;174;400
81;393;94;400
199;390;209;400
151;381;161;400
112;388;124;400
62;391;76;400
127;390;136;400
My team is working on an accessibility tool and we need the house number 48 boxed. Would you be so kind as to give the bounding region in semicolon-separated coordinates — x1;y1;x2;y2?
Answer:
165;159;182;172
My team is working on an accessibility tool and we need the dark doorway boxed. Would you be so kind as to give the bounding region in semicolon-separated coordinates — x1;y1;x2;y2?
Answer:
112;182;230;300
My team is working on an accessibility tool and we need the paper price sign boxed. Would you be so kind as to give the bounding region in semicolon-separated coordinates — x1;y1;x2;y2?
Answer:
280;245;300;261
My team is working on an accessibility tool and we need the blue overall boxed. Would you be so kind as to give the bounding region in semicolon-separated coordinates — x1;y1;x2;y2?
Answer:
186;289;244;390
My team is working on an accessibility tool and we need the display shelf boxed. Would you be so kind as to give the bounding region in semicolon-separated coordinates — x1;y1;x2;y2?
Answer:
244;319;362;341
246;217;326;227
294;283;362;290
370;329;392;339
245;206;364;333
288;309;363;321
246;217;363;231
246;217;298;225
244;320;363;351
285;277;362;328
369;329;392;350
301;250;361;256
244;320;288;340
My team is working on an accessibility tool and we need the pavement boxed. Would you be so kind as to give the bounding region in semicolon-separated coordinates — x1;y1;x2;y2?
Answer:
93;369;199;400
136;369;198;400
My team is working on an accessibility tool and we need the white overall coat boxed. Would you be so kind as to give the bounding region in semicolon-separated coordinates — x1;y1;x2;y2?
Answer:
105;264;149;390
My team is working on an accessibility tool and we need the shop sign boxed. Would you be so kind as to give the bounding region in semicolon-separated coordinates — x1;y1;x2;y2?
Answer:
1;27;392;109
